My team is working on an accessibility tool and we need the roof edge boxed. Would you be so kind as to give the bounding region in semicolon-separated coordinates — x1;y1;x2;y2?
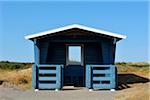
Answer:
25;24;127;40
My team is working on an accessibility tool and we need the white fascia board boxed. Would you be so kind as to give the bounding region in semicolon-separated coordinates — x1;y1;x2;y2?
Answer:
25;24;127;40
74;24;127;39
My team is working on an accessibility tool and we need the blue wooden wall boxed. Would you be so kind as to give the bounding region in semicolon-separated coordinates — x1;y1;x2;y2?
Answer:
86;65;116;89
101;38;115;64
46;43;65;64
84;42;103;64
38;36;114;65
32;32;117;88
39;41;49;64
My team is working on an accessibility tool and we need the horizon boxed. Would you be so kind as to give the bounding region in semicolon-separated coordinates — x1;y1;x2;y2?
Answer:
0;60;149;63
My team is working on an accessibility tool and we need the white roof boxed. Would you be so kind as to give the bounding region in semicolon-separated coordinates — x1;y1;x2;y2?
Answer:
25;24;127;40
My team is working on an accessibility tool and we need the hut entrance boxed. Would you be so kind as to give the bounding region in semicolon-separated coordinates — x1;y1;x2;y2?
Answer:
64;44;85;87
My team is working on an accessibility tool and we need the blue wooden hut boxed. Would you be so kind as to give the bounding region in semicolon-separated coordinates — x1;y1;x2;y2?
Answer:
25;24;126;90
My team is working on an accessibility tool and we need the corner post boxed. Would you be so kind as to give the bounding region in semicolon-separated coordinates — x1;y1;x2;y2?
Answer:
33;38;40;90
112;38;117;64
34;38;40;65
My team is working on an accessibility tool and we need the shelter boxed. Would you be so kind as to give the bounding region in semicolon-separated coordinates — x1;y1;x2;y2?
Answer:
25;24;126;90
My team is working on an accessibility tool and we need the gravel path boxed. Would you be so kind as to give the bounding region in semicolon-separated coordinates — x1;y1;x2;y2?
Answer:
0;87;115;100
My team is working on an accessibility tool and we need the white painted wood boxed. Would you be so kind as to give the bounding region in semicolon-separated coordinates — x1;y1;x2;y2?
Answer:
110;89;115;91
25;24;127;40
34;89;39;92
89;89;93;92
55;89;59;91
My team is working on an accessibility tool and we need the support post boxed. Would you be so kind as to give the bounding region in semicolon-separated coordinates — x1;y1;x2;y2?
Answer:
33;39;39;89
86;65;92;89
34;39;40;65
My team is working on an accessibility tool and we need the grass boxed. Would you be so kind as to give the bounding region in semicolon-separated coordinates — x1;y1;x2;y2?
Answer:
0;61;149;90
0;61;32;70
0;68;32;90
0;61;32;90
116;62;149;78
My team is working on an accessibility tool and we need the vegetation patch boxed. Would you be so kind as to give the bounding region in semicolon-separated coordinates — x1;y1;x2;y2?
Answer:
0;61;32;70
116;62;149;73
0;61;32;90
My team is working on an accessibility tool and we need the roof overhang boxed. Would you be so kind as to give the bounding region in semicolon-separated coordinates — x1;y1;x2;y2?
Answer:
25;24;127;40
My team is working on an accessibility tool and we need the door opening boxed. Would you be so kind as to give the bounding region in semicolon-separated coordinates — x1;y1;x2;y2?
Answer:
64;44;85;87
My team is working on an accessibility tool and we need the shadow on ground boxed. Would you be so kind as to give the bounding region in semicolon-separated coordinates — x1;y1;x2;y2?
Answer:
117;74;150;90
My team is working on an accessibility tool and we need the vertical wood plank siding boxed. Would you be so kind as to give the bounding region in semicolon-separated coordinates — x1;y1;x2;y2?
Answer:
40;41;49;63
38;36;115;65
46;43;65;64
101;39;114;64
84;43;103;64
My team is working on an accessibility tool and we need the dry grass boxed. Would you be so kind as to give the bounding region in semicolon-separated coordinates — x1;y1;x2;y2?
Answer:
0;68;32;90
116;62;149;78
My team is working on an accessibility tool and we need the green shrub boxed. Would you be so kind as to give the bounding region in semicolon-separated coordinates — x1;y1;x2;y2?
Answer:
0;61;32;70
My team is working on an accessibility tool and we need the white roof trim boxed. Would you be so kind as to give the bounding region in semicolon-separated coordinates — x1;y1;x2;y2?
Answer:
25;24;127;40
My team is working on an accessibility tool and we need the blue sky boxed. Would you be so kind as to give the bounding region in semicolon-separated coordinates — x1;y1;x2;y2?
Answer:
0;1;149;62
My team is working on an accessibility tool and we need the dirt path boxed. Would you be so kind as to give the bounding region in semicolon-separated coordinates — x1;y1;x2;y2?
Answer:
0;83;149;100
0;87;115;100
